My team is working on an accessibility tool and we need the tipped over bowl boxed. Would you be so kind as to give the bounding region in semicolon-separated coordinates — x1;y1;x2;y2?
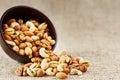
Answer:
0;6;57;63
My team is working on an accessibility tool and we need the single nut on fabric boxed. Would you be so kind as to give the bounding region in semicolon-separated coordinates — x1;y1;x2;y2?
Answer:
56;72;67;79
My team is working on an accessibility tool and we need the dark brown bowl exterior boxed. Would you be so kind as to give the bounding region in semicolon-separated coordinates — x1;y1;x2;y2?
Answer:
0;6;57;63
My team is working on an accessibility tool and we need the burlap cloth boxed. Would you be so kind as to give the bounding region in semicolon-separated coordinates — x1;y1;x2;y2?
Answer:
0;0;120;80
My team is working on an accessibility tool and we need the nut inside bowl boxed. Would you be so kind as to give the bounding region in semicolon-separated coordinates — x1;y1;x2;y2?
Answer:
0;6;57;63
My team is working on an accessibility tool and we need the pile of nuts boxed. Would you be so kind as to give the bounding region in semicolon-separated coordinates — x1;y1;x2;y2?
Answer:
15;49;90;79
3;19;90;79
3;19;55;58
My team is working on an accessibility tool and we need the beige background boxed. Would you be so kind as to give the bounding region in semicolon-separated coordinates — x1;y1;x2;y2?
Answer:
0;0;120;80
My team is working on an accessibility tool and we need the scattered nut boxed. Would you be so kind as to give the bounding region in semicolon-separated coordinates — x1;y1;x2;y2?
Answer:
57;63;67;72
41;59;49;70
56;72;67;79
49;61;59;68
27;68;36;77
79;64;87;72
29;63;39;69
70;68;82;75
63;68;70;74
53;68;58;74
14;49;90;79
22;67;28;76
15;66;23;76
46;68;55;76
36;69;45;77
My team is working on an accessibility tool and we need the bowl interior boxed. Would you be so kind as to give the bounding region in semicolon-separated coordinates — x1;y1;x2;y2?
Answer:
0;6;57;63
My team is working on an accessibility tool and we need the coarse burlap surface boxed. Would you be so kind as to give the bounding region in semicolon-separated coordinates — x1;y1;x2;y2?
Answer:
0;0;120;80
